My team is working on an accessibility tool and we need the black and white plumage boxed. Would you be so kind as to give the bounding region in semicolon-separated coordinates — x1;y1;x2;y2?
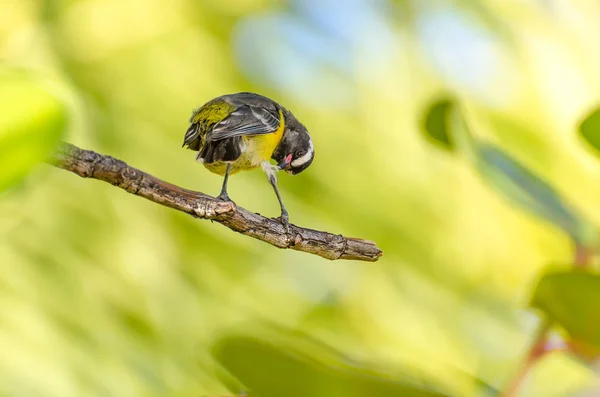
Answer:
182;92;315;230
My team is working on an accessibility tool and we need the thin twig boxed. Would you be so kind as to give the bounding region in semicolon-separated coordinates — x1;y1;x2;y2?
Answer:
500;241;594;396
499;319;552;397
574;243;593;269
48;142;383;262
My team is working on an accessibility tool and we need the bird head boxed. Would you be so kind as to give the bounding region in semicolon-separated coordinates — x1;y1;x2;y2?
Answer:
272;113;314;175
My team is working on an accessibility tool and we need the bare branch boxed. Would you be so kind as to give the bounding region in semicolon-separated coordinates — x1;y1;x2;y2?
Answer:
48;142;383;262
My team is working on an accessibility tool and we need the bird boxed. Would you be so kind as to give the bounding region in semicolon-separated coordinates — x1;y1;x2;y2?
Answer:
182;92;315;231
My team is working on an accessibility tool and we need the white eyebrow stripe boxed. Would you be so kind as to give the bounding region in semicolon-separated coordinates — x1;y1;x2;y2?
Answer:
291;139;314;167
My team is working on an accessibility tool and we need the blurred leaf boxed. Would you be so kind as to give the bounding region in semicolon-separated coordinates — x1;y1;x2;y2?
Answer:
475;144;596;244
531;271;600;351
422;99;455;151
447;104;598;246
212;335;451;397
0;69;67;192
422;99;596;242
579;107;600;154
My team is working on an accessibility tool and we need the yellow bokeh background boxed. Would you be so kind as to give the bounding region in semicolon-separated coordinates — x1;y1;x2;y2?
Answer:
2;0;600;396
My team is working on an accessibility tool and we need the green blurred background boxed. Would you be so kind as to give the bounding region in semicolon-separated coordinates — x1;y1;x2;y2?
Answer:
3;0;600;396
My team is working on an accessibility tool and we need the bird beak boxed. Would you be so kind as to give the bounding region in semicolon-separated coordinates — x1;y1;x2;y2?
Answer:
277;153;293;170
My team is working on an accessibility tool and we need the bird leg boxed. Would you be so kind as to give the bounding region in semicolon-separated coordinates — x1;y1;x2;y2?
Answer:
217;163;232;201
262;161;290;232
270;178;290;232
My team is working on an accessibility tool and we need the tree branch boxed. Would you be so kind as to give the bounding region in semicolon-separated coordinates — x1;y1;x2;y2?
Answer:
48;142;383;262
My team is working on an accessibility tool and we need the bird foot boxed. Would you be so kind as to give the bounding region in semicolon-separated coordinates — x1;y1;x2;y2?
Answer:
217;192;232;202
277;212;290;233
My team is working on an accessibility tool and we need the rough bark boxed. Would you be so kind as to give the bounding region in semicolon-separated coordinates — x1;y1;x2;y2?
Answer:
49;143;383;262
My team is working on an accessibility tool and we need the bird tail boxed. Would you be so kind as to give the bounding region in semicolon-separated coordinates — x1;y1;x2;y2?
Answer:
183;122;202;151
198;136;244;163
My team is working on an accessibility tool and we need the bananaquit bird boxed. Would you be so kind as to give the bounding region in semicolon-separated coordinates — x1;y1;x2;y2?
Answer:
182;92;315;230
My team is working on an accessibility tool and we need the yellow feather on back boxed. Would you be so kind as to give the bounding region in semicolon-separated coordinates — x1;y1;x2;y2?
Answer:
202;109;285;176
192;99;235;131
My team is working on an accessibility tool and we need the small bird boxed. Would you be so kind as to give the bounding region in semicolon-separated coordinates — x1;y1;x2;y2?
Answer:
182;92;314;230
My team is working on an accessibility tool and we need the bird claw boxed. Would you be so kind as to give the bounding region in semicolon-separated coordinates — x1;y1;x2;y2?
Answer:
278;212;290;233
217;192;231;202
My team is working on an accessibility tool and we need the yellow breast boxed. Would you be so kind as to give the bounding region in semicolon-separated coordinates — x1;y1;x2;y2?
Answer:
203;110;285;176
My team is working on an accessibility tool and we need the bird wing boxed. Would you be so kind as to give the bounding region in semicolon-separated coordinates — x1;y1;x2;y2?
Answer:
183;94;282;151
183;98;236;149
209;105;281;141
